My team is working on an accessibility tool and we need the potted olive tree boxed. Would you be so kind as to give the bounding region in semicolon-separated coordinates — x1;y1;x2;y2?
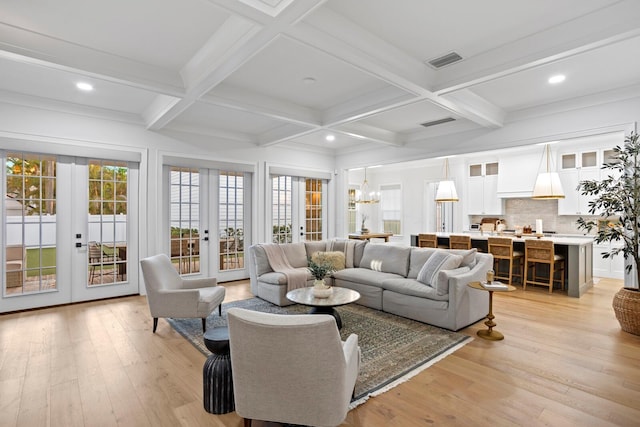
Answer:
308;258;335;298
576;132;640;335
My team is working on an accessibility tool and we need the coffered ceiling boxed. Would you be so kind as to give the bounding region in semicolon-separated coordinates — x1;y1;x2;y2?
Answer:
1;0;639;155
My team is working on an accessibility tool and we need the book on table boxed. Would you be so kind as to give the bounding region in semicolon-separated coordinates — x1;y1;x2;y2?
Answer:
481;281;509;290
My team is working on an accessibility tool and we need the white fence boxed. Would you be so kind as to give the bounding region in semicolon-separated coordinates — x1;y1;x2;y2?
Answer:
5;214;127;246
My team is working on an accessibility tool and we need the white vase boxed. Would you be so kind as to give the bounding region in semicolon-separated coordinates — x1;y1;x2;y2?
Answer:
312;279;332;298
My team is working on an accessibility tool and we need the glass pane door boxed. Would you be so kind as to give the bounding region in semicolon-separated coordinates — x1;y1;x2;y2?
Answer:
219;172;244;271
271;175;327;243
4;153;57;296
87;160;129;285
3;152;139;312
169;168;201;275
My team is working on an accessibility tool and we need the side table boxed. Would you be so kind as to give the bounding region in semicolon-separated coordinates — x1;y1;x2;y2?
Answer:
203;326;234;414
467;281;516;341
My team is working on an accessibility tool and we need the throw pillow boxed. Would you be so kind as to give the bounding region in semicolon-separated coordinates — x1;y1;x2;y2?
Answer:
435;266;471;295
311;251;346;271
449;248;478;268
416;251;463;286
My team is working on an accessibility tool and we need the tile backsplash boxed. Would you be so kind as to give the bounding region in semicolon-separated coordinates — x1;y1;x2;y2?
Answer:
470;198;597;235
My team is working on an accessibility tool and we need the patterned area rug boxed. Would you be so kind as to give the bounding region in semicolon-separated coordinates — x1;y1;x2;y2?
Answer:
167;298;472;407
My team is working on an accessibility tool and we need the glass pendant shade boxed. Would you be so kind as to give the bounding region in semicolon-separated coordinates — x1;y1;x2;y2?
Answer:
356;168;380;203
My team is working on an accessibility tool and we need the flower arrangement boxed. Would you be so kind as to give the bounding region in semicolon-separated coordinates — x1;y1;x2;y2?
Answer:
308;258;335;281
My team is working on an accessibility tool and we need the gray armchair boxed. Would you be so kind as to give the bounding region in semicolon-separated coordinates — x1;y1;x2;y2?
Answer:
140;254;225;333
228;308;360;427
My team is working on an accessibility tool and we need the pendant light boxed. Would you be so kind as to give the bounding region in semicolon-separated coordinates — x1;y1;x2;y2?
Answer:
355;167;380;204
532;144;565;199
435;158;459;202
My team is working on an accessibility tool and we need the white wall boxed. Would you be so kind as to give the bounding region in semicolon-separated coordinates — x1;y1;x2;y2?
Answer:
1;93;639;265
0;102;336;261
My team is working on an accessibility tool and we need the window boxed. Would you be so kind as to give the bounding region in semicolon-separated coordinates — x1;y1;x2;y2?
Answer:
380;184;401;234
169;167;200;274
305;178;323;241
219;172;244;270
272;176;292;243
5;153;57;293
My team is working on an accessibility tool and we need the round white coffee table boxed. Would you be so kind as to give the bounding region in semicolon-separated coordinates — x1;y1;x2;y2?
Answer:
286;287;360;329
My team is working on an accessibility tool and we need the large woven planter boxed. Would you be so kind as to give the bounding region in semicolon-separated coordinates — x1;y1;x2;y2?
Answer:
612;287;640;336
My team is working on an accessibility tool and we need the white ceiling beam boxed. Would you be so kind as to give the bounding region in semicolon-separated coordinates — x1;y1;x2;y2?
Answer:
142;95;182;129
148;0;328;130
0;25;184;95
335;122;402;147
257;123;317;146
163;122;255;143
440;90;505;129
287;7;506;131
433;1;640;94
322;86;415;127
202;83;322;127
180;15;262;91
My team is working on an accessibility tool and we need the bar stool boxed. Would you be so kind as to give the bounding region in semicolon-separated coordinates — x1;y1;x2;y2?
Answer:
524;239;565;293
418;233;438;248
488;237;523;285
449;235;472;250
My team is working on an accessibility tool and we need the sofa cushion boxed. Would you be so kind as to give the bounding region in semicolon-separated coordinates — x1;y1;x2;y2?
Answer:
448;248;478;268
416;251;463;286
305;241;328;259
332;267;402;287
253;245;274;276
327;239;358;268
434;266;471;295
282;242;308;268
258;268;312;285
311;251;346;271
408;248;437;279
380;278;450;301
352;240;367;267
360;244;411;277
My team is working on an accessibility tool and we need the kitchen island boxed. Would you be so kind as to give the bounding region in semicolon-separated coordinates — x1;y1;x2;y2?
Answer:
411;233;593;298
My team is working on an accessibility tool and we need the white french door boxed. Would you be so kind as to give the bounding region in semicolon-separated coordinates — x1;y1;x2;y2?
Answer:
167;166;251;283
2;151;139;313
271;175;327;243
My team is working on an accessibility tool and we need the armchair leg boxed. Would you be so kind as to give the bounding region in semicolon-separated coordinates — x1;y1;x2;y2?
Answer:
153;318;158;333
243;418;252;427
202;318;207;333
219;305;222;316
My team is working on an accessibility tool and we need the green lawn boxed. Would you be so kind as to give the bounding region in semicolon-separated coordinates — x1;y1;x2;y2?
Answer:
26;247;56;276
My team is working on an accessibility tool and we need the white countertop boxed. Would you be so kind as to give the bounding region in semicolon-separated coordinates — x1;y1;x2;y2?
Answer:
435;232;594;246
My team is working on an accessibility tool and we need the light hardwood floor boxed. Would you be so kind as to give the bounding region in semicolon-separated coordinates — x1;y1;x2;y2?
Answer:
1;278;639;427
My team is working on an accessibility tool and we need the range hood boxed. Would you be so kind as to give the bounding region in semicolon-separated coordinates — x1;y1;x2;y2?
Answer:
496;154;539;198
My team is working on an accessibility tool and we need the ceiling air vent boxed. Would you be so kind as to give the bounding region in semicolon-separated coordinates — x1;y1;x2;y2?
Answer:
420;117;456;128
426;52;463;69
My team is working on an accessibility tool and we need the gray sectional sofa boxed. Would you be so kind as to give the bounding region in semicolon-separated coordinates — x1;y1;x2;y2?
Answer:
248;239;491;331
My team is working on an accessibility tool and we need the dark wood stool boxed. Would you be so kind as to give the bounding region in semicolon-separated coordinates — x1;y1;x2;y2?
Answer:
203;326;234;414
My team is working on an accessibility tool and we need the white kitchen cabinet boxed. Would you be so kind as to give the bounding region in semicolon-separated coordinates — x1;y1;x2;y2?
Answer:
593;242;625;279
557;167;600;215
557;150;603;215
467;162;502;215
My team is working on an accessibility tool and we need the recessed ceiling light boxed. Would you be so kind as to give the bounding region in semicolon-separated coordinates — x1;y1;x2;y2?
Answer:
302;77;316;85
325;134;335;142
76;82;94;91
548;74;566;84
